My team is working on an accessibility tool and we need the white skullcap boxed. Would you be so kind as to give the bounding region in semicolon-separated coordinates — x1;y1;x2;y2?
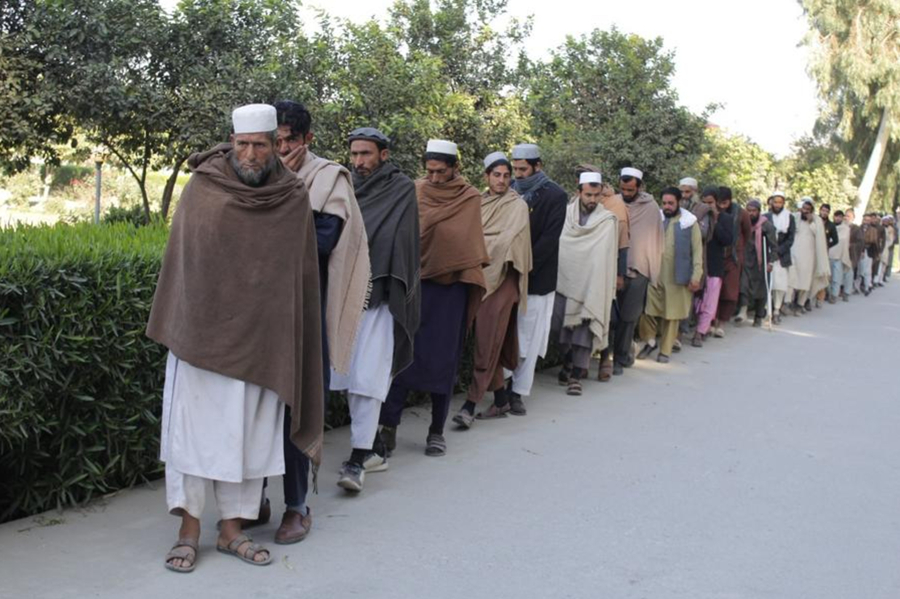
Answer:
232;104;277;134
511;144;541;160
483;151;508;169
620;167;643;180
426;139;458;156
769;190;786;200
679;177;698;188
579;172;603;185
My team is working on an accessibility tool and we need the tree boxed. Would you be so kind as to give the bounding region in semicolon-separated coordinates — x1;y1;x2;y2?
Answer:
696;127;776;202
802;0;900;220
523;28;707;194
779;135;858;209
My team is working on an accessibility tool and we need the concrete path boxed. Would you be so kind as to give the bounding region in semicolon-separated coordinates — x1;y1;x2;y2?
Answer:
3;284;899;599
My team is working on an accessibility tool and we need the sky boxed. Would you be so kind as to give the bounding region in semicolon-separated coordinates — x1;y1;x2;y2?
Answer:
163;0;821;157
296;0;820;157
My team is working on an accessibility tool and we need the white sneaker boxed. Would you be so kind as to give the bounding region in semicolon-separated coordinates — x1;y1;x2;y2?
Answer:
362;452;389;473
713;327;726;338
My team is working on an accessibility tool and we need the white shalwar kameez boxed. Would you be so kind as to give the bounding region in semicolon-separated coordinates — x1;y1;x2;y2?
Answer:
507;291;555;397
160;352;284;521
330;303;394;449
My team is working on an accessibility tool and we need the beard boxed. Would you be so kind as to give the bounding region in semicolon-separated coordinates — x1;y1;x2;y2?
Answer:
801;212;810;221
230;154;276;187
662;208;678;218
772;206;783;214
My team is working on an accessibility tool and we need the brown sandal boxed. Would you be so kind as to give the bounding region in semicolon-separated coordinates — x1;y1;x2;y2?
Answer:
216;533;272;566
164;537;199;573
597;360;612;382
476;404;509;419
566;379;583;396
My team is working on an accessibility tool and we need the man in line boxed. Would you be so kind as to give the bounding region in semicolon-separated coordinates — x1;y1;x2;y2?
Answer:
846;208;865;294
678;177;702;212
595;169;630;382
859;213;877;295
269;101;370;541
332;127;421;492
453;151;531;426
507;144;568;408
815;203;839;305
637;187;702;362
149;104;324;572
764;192;795;324
610;167;662;375
735;199;776;326
788;199;818;314
379;140;488;457
876;215;896;285
828;209;853;302
553;172;618;395
693;187;733;345
716;186;751;333
676;176;713;349
809;200;833;307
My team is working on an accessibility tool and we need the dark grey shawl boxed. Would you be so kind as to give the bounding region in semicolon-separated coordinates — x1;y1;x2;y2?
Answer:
352;163;421;376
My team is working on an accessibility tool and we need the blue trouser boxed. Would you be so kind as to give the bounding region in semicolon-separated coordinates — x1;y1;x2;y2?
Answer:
830;259;853;298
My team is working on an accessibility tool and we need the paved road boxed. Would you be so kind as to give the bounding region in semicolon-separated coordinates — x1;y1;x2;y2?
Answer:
3;284;899;599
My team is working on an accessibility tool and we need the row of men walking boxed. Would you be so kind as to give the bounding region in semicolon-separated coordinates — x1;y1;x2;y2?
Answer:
148;102;896;573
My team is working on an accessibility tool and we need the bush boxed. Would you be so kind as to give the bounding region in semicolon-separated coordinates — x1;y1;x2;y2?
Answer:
0;222;170;522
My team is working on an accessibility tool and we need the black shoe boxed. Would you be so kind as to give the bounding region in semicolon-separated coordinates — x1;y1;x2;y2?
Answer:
557;365;571;386
612;363;624;376
337;461;365;492
752;317;762;327
508;393;527;416
637;341;657;360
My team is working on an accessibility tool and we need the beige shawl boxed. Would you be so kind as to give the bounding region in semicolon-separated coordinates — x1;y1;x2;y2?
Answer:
811;215;832;295
481;188;532;313
624;191;664;284
557;202;619;354
298;152;370;374
831;222;853;269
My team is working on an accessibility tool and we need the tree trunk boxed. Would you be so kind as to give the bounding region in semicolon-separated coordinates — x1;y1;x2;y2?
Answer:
160;157;186;220
854;107;891;223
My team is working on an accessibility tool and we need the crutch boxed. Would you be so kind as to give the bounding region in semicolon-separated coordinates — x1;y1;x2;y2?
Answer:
763;235;774;331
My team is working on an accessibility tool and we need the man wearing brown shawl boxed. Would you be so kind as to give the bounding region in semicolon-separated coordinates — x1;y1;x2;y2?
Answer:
735;199;776;326
715;186;751;333
332;127;420;493
379;139;489;457
553;172;618;395
846;208;865;293
453;152;531;428
148;104;323;572
265;101;370;543
610;167;662;376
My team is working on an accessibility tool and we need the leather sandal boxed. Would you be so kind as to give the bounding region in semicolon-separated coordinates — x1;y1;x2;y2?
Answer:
216;533;272;566
164;537;199;573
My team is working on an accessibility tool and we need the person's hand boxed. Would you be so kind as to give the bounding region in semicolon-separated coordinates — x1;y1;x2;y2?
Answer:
280;143;307;173
767;263;774;273
616;275;625;291
688;280;701;293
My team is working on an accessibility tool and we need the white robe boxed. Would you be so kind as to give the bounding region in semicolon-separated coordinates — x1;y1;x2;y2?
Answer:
789;217;816;292
160;352;285;483
330;303;394;401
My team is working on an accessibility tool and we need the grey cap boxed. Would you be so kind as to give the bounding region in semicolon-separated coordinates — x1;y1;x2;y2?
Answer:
348;127;390;146
511;143;541;160
483;151;509;169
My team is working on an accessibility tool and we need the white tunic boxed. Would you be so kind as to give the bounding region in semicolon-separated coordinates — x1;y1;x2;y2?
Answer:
329;303;394;401
160;352;285;483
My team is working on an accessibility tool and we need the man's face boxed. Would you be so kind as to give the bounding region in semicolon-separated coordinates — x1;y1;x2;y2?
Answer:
425;159;455;184
702;194;717;208
619;177;638;200
772;197;785;213
512;159;537;180
748;206;760;221
846;210;855;222
819;205;830;220
579;184;603;213
275;125;312;157
679;185;695;202
801;203;813;220
350;140;388;179
717;197;732;212
230;132;276;186
661;194;679;217
485;164;512;195
834;214;844;225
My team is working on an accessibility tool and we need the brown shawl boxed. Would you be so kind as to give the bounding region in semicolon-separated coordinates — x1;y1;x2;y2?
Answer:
417;175;489;323
297;152;370;374
147;143;325;467
623;191;664;284
601;194;630;250
480;188;532;313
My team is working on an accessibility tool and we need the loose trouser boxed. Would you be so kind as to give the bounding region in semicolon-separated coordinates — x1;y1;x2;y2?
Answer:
509;292;555;397
637;315;679;357
167;466;265;521
468;273;519;403
830;259;853;297
381;385;451;436
694;276;722;335
858;255;873;291
609;274;649;366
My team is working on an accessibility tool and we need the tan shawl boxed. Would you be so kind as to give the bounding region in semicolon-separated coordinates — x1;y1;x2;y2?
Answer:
147;143;324;466
481;188;532;313
624;191;664;284
831;222;853;269
297;152;370;374
811;215;832;295
601;194;631;250
557;202;619;353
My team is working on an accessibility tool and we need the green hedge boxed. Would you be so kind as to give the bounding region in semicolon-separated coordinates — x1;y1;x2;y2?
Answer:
0;223;169;522
0;222;560;523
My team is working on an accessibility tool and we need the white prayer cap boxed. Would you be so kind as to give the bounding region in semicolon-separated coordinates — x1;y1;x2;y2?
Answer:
620;167;643;180
679;177;698;188
232;104;277;134
579;172;603;185
483;151;508;169
511;143;541;160
769;190;786;200
426;139;458;156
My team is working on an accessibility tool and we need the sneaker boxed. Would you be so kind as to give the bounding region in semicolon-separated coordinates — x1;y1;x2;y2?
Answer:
752;317;763;328
337;462;365;492
612;363;625;376
712;327;725;338
362;451;389;473
656;354;670;364
452;409;475;430
637;340;657;360
508;394;527;416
